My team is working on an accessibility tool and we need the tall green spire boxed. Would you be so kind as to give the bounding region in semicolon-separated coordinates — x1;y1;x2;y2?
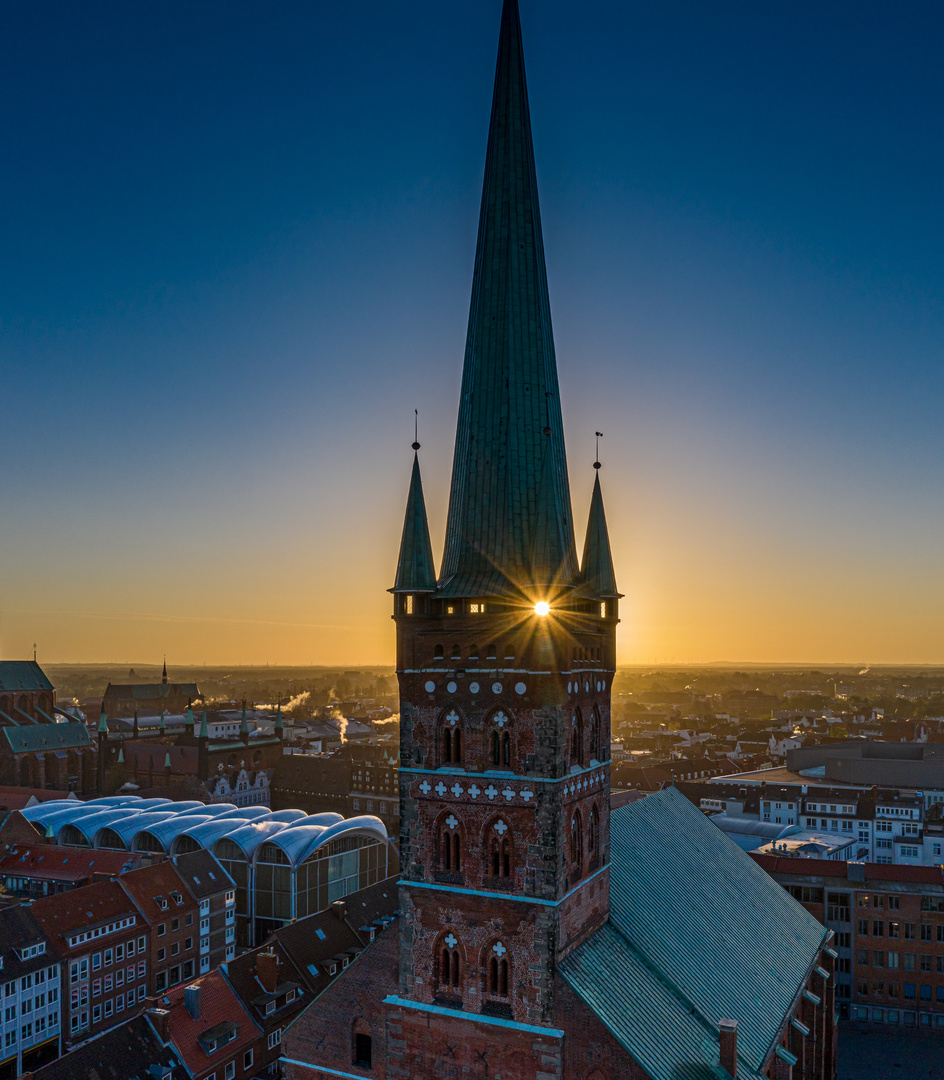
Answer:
439;0;578;598
199;710;208;739
98;703;108;735
580;471;620;598
392;452;436;593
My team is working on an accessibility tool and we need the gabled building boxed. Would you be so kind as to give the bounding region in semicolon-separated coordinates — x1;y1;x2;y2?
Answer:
0;662;94;792
279;2;838;1079
29;1014;181;1080
145;970;260;1080
0;906;63;1078
102;660;202;719
29;880;146;1050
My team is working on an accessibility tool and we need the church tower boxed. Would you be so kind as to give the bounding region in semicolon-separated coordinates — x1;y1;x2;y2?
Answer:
392;0;620;1034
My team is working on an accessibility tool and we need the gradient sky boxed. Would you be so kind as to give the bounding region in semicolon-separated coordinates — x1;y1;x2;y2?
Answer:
2;0;942;666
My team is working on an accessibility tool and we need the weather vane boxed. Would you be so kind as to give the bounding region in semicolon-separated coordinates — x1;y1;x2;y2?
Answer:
412;409;420;451
594;431;603;470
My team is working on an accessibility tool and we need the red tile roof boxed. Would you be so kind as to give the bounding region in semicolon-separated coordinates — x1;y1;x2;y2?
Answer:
751;852;944;886
160;969;259;1073
30;879;140;945
0;845;149;883
118;861;196;922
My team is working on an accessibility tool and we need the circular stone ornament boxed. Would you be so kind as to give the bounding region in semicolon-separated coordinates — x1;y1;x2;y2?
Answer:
492;682;503;695
424;681;435;693
469;682;480;695
447;681;458;694
514;682;526;695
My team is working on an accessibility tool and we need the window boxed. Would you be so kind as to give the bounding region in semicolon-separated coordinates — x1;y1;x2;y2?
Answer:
486;947;509;997
104;999;113;1017
244;1049;253;1069
873;951;885;967
405;594;414;615
904;954;916;971
571;710;585;767
588;805;600;863
442;722;462;765
905;924;916;941
491;727;510;768
889;922;900;939
354;1033;372;1068
171;918;180;932
157;924;166;938
856;949;869;965
889;952;899;969
571;812;584;877
921;925;933;942
268;1029;282;1049
440;824;461;874
437;938;461;997
857;920;869;935
489;823;511;879
873;921;884;937
224;1062;235;1080
185;914;193;927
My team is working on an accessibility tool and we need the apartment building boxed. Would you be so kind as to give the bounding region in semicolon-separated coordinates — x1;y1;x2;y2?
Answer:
0;907;62;1078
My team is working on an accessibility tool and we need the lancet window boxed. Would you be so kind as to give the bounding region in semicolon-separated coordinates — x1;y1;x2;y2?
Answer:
488;818;512;879
486;942;509;997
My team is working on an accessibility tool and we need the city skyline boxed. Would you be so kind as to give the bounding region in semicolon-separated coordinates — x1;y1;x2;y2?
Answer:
3;0;943;666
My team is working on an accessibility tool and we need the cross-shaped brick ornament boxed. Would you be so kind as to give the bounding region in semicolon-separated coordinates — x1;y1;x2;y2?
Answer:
446;815;459;830
445;933;458;949
492;941;507;957
493;819;508;834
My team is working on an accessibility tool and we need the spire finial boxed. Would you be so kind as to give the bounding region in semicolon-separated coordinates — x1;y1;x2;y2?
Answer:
412;409;420;452
33;643;36;663
594;431;603;470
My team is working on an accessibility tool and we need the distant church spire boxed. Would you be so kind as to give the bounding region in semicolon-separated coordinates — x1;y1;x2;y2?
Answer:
162;656;167;685
439;0;577;597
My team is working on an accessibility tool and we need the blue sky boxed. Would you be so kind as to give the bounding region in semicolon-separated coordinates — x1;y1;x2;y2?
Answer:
2;0;942;664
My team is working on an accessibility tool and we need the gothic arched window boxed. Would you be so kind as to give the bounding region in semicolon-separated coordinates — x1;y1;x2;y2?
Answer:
441;712;463;765
487;819;512;880
571;709;585;767
437;933;462;998
434;644;444;661
451;643;461;659
571;811;583;877
440;819;462;873
489;711;511;769
486;942;509;997
589;706;602;762
588;804;600;868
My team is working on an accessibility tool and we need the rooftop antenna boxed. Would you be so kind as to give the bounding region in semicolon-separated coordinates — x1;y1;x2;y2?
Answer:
594;431;603;470
412;409;420;452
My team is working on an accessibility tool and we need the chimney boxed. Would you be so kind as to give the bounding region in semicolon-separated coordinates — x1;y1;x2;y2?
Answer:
184;984;201;1020
256;949;279;993
331;899;347;921
147;1007;171;1043
719;1018;738;1078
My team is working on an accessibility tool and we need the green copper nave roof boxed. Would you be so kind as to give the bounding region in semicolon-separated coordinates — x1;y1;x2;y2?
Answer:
438;0;578;598
393;453;437;593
